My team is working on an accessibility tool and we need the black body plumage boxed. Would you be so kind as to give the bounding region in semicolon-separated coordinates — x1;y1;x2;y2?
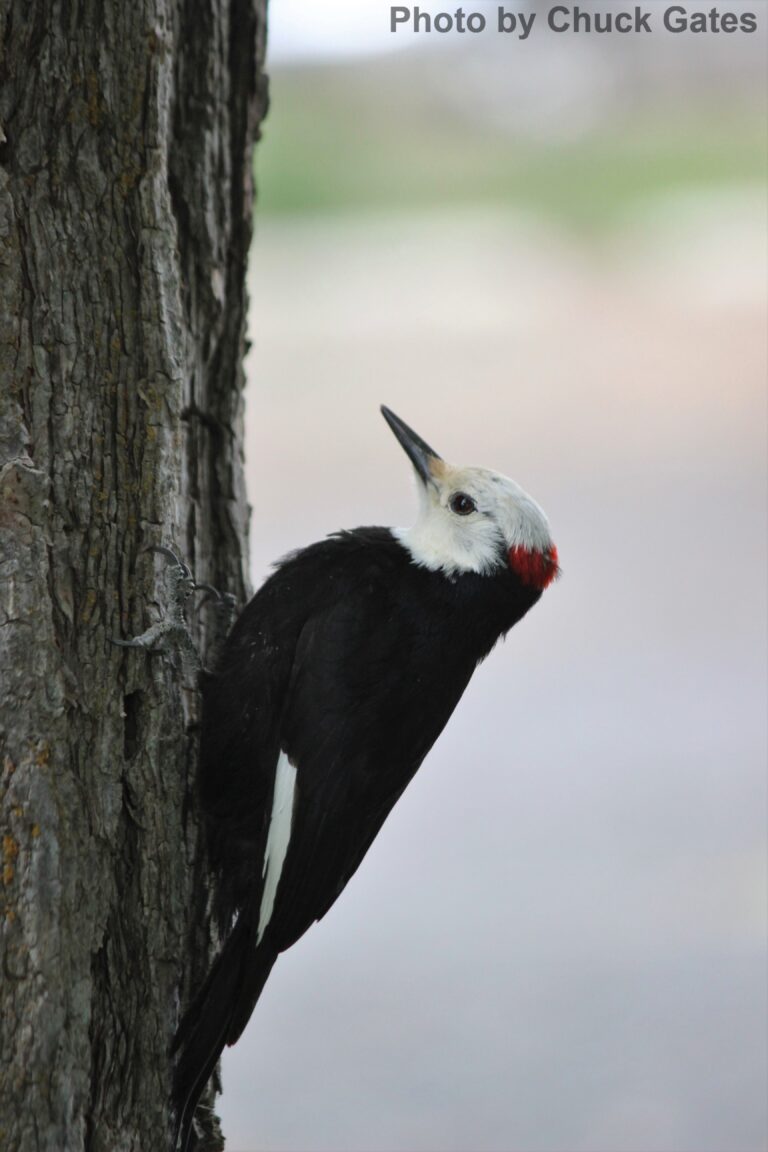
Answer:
172;528;542;1149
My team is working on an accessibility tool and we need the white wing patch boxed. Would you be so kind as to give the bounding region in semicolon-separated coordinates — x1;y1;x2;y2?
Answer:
257;750;297;944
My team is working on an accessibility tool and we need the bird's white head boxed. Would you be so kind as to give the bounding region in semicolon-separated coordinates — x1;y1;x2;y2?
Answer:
382;406;559;588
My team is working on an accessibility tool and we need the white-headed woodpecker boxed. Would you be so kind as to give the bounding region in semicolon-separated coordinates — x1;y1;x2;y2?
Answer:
172;407;559;1150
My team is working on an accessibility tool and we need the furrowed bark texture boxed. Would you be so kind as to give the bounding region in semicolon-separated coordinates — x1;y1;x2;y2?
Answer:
0;3;268;1149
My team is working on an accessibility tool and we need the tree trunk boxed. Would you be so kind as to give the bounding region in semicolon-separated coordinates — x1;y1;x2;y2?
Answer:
0;3;268;1149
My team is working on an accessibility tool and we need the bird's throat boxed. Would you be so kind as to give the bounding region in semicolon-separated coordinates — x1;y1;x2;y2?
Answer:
507;544;559;591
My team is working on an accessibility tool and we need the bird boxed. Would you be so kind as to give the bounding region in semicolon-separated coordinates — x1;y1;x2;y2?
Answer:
172;405;559;1150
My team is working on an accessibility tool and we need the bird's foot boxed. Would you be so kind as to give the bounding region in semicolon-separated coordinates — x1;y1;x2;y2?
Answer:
113;546;201;674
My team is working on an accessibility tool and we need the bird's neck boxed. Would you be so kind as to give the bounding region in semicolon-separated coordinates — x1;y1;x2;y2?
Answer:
385;531;541;659
392;519;503;578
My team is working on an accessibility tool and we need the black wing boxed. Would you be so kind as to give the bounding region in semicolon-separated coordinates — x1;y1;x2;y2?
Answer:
173;569;309;1150
199;568;306;933
254;568;477;953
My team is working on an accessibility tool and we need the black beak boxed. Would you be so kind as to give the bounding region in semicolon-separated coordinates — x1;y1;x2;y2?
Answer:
380;406;442;487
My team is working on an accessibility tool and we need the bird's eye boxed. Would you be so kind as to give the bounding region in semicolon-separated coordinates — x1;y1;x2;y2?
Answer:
449;492;476;516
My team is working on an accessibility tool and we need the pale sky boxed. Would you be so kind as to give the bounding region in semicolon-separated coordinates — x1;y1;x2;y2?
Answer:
268;0;404;61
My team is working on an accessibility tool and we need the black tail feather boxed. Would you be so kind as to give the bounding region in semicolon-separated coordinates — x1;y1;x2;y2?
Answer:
171;916;277;1152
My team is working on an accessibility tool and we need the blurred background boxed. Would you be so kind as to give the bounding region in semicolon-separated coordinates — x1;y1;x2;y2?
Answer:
222;3;767;1149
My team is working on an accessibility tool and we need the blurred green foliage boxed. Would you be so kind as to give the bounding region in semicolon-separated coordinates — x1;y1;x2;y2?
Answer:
255;59;766;231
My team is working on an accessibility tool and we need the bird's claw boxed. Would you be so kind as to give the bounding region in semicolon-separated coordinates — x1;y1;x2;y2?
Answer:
144;545;192;578
112;546;201;673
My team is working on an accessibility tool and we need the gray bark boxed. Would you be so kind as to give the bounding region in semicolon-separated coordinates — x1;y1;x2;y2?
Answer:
0;3;268;1149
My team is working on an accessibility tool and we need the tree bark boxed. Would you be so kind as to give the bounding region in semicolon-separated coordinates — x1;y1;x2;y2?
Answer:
0;3;268;1149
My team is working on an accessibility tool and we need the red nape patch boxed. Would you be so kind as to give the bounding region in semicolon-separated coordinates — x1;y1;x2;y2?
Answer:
508;544;560;591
